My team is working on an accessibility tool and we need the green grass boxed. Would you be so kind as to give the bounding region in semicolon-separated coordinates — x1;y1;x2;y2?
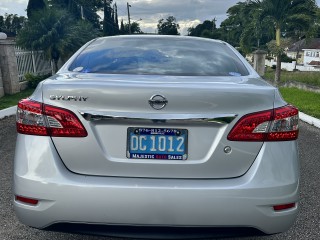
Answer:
265;68;320;87
279;87;320;119
0;88;34;110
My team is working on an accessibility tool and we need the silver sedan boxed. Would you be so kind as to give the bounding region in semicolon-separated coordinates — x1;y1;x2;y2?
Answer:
14;35;299;236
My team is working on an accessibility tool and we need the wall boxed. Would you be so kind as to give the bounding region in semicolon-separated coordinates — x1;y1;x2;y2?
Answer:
265;59;320;72
0;39;20;95
0;39;53;98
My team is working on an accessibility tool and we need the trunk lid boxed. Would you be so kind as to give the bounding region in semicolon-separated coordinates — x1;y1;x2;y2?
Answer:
42;73;275;179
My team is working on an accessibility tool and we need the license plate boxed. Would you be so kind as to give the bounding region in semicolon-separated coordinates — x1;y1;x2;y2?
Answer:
127;128;188;160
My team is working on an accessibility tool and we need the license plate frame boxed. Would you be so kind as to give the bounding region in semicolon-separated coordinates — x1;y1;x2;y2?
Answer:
126;127;188;160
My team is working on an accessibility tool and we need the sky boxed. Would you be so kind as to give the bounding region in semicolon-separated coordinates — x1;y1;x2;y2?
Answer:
1;0;320;35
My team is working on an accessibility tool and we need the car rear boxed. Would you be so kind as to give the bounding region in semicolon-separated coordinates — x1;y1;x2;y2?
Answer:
13;36;299;235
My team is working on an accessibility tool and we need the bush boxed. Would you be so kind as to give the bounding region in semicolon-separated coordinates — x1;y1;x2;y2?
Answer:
266;55;274;60
25;73;51;89
281;54;294;63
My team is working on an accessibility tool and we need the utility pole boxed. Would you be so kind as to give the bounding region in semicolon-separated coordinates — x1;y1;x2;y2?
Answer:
127;2;131;34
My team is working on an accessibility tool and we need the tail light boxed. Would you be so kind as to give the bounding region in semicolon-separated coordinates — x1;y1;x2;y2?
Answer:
227;105;299;141
16;99;87;137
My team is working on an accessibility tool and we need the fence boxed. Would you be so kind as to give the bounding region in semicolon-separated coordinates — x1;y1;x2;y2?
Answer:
14;47;52;82
265;59;320;72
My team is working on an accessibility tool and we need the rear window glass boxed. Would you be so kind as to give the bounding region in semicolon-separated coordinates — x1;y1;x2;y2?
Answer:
68;37;249;76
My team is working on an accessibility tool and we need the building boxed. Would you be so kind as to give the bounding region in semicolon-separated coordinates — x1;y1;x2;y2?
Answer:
286;38;320;67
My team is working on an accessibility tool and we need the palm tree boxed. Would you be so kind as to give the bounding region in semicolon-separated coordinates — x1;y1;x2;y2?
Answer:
16;8;98;73
255;0;317;85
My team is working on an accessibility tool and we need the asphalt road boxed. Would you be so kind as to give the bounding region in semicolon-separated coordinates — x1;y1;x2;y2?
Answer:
1;115;320;240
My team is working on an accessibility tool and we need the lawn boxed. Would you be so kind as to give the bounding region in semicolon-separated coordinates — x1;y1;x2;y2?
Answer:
264;68;320;87
0;89;34;110
279;87;320;119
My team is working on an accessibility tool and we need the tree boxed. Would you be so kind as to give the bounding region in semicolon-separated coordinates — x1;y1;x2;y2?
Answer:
123;22;143;34
219;1;274;52
16;8;98;73
113;3;119;34
0;14;26;37
120;19;125;34
157;16;180;35
188;19;220;39
27;0;46;18
256;0;317;84
48;0;103;29
103;0;116;36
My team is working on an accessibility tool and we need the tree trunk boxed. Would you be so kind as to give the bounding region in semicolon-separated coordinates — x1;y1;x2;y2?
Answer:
52;59;58;74
274;26;281;85
275;53;281;86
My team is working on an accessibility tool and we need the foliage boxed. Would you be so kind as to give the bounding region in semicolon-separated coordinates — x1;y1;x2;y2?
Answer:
0;14;26;37
122;22;143;34
16;8;99;73
266;38;293;56
253;0;318;83
48;0;103;29
188;19;220;39
280;53;295;63
219;0;317;56
120;19;125;33
27;0;46;18
157;16;180;35
25;73;52;89
219;1;274;52
279;87;320;119
103;0;120;36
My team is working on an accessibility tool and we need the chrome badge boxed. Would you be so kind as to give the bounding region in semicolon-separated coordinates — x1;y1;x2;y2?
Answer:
50;95;88;101
148;94;168;110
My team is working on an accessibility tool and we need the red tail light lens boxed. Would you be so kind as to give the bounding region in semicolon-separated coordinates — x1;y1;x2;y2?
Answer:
227;105;299;141
267;105;299;141
16;99;48;136
16;99;87;137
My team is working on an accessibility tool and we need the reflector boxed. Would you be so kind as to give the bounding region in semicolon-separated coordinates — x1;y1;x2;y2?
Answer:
273;203;296;211
15;195;39;205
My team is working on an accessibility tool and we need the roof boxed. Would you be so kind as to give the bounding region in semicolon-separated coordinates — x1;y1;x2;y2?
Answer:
287;38;320;51
308;60;320;66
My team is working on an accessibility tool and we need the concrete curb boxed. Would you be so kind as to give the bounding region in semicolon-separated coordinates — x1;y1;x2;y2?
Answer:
0;106;319;129
299;112;320;129
0;106;16;119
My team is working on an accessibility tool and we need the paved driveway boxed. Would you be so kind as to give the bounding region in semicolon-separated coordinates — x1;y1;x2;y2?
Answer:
1;116;320;239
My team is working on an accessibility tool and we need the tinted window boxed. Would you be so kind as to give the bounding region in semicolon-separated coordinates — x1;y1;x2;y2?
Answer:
69;37;249;76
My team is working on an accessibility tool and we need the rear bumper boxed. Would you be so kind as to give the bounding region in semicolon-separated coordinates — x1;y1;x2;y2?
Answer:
13;135;299;234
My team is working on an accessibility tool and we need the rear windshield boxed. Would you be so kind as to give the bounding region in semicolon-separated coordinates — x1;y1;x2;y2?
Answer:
68;37;249;76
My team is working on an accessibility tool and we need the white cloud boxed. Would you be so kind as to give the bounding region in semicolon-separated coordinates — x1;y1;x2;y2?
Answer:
0;0;27;16
2;0;320;36
115;0;243;34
